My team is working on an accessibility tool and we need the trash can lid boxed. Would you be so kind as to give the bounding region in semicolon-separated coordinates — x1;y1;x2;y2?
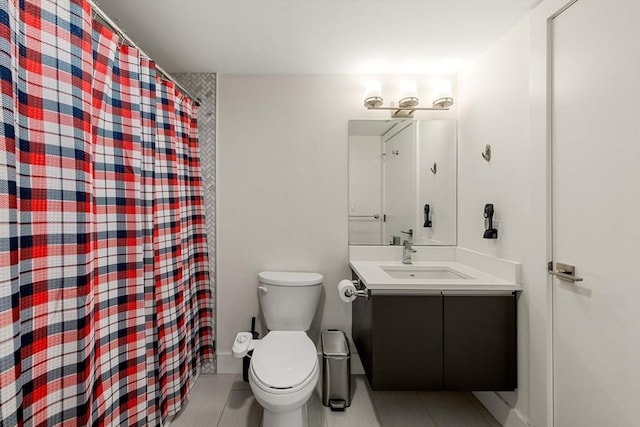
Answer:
321;330;350;357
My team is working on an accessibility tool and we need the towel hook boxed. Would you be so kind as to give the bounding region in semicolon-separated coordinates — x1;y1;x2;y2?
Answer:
481;144;491;162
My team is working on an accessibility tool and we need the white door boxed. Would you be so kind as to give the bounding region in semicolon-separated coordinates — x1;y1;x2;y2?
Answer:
551;1;640;426
383;122;416;244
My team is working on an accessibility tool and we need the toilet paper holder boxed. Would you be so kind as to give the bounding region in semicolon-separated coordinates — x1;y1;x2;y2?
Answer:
344;280;369;300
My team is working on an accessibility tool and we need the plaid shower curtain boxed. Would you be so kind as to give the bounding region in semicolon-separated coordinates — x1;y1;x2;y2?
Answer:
0;1;214;426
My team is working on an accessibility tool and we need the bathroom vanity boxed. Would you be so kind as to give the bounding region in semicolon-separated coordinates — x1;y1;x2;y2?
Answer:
348;249;522;392
347;119;521;392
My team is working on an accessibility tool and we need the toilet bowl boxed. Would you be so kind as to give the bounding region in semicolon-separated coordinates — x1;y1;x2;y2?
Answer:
249;331;319;427
232;271;323;427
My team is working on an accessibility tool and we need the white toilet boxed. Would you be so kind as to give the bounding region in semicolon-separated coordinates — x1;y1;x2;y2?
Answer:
232;271;323;427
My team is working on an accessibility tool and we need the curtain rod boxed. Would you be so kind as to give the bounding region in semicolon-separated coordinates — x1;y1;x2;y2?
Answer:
87;0;201;106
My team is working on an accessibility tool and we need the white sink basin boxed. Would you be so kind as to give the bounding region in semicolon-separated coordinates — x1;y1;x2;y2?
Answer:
348;251;522;292
381;265;470;280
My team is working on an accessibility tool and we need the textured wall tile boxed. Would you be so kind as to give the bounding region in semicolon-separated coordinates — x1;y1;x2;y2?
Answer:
174;73;217;373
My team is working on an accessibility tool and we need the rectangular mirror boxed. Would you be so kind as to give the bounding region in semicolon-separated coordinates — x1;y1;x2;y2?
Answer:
348;119;457;246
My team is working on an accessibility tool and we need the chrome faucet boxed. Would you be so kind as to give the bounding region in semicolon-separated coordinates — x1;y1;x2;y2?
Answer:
402;240;417;264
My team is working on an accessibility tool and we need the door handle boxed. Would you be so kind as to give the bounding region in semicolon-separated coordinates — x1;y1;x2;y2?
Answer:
548;262;583;283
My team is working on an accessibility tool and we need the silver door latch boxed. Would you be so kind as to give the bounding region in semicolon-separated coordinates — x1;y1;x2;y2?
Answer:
548;262;584;283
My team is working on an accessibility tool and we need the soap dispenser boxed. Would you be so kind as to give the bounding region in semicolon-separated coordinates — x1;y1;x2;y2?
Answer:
483;204;498;239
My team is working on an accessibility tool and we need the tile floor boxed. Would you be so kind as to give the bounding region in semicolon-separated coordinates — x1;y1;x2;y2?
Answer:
170;374;501;427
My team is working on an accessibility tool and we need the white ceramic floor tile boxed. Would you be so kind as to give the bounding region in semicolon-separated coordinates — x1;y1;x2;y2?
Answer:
417;392;494;427
465;394;502;427
231;374;251;391
371;391;436;427
217;390;262;427
170;374;503;427
325;376;381;427
170;416;212;427
171;375;236;427
307;384;328;427
182;416;218;427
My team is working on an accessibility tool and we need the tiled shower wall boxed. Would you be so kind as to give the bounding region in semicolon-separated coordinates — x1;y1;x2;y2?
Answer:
174;73;217;374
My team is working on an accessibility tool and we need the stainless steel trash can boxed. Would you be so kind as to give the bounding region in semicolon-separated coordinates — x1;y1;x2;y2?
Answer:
321;330;351;410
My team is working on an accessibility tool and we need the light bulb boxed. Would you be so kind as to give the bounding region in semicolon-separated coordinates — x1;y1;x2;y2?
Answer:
431;80;453;108
399;80;418;108
364;80;383;108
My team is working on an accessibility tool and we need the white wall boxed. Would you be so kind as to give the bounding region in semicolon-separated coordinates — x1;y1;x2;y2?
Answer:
217;74;456;372
457;15;532;427
416;120;457;245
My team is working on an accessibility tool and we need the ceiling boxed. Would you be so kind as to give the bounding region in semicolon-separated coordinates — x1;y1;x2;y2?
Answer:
97;0;541;74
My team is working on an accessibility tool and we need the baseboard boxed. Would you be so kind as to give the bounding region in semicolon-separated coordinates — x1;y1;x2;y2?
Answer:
217;350;364;375
348;352;364;375
473;392;530;427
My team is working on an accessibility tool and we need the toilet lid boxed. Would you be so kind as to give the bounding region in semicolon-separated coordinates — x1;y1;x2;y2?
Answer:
251;332;317;389
258;271;323;287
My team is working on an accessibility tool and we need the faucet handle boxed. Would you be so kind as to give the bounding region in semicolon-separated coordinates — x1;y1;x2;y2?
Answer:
402;240;417;264
401;228;413;236
402;240;416;251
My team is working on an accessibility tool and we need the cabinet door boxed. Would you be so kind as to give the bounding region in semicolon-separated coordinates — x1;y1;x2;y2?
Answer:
443;294;516;391
351;284;373;385
371;295;443;390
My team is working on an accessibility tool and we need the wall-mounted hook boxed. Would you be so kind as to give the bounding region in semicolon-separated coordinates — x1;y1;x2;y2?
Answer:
430;162;437;175
481;144;491;162
392;150;400;156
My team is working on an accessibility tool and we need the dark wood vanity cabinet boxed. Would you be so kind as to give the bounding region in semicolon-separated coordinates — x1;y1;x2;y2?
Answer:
351;273;517;391
353;292;443;390
443;294;517;391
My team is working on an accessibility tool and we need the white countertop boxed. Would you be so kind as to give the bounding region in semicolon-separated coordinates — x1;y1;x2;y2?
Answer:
349;260;522;293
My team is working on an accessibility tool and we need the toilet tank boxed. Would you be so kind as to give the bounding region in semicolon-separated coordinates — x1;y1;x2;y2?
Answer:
258;271;323;331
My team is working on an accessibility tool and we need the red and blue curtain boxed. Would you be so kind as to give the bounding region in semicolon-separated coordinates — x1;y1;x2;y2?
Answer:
0;1;214;425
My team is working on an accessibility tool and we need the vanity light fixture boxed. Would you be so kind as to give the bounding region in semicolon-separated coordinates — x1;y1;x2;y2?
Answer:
364;79;454;118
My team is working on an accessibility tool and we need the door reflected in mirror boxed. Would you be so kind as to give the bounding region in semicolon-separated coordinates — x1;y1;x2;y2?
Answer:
348;119;457;246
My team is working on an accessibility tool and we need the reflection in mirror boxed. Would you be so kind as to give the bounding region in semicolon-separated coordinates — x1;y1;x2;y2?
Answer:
348;120;457;246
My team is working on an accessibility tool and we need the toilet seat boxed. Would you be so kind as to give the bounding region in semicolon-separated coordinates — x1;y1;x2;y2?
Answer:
251;331;318;392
